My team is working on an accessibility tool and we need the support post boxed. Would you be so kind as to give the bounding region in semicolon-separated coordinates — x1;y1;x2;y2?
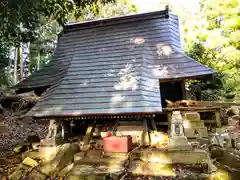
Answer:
167;112;172;131
83;122;96;150
215;109;221;127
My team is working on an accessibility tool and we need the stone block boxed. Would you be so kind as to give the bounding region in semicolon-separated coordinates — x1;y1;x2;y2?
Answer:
197;128;208;138
129;160;174;177
40;138;65;147
183;121;205;129
139;150;210;165
140;152;172;164
70;164;95;176
171;150;210;164
8;164;29;180
86;150;103;159
38;143;80;176
58;163;74;177
184;127;208;138
209;146;224;158
22;157;38;167
216;128;226;134
168;136;192;151
38;146;58;162
184;112;201;122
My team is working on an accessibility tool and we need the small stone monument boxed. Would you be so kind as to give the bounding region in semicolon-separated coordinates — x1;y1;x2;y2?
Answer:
168;111;192;151
183;112;208;138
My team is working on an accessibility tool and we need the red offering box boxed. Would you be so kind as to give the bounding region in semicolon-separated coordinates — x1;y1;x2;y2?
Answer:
103;136;133;153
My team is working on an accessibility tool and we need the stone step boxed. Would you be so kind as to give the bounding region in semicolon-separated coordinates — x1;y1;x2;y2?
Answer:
184;121;205;128
183;112;201;122
131;149;210;165
184;127;208;138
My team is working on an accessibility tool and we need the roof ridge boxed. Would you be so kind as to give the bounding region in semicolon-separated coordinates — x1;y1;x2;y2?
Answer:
64;6;170;29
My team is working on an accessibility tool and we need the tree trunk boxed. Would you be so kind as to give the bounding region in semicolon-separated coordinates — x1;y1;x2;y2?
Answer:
18;44;23;80
13;47;18;85
37;51;40;71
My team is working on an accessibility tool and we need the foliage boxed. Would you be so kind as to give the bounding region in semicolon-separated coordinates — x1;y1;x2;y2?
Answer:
0;43;10;85
184;0;240;100
0;0;116;85
27;0;136;73
71;0;137;21
29;19;61;73
0;0;115;46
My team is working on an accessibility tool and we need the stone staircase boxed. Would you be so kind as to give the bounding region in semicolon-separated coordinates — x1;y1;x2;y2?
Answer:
183;112;208;138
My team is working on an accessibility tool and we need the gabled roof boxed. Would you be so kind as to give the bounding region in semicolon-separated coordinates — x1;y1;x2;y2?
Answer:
21;8;215;117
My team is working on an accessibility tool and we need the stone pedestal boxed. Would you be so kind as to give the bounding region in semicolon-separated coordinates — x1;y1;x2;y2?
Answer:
168;111;192;151
168;136;192;151
40;138;66;147
183;112;208;138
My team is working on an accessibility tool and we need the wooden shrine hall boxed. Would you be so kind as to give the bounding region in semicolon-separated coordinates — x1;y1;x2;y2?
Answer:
14;7;217;135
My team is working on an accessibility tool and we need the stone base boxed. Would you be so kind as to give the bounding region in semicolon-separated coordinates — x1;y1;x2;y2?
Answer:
184;120;205;128
40;138;66;147
184;127;208;138
129;160;174;176
168;136;192;151
132;149;213;174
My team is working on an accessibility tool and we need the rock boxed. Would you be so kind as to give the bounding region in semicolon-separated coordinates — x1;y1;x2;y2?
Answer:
22;157;38;167
22;150;45;161
38;146;59;162
226;107;239;117
38;143;80;176
70;164;95;176
74;152;85;162
27;169;47;180
209;145;224;158
8;164;29;180
58;163;74;177
8;169;27;180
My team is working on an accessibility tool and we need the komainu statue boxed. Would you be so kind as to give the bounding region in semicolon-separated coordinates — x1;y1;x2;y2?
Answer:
170;111;184;137
46;119;65;139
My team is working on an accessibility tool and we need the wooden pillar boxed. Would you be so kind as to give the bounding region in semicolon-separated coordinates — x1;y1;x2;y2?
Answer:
142;118;150;146
83;122;96;148
215;109;221;127
181;80;186;100
150;117;157;131
167;112;172;131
